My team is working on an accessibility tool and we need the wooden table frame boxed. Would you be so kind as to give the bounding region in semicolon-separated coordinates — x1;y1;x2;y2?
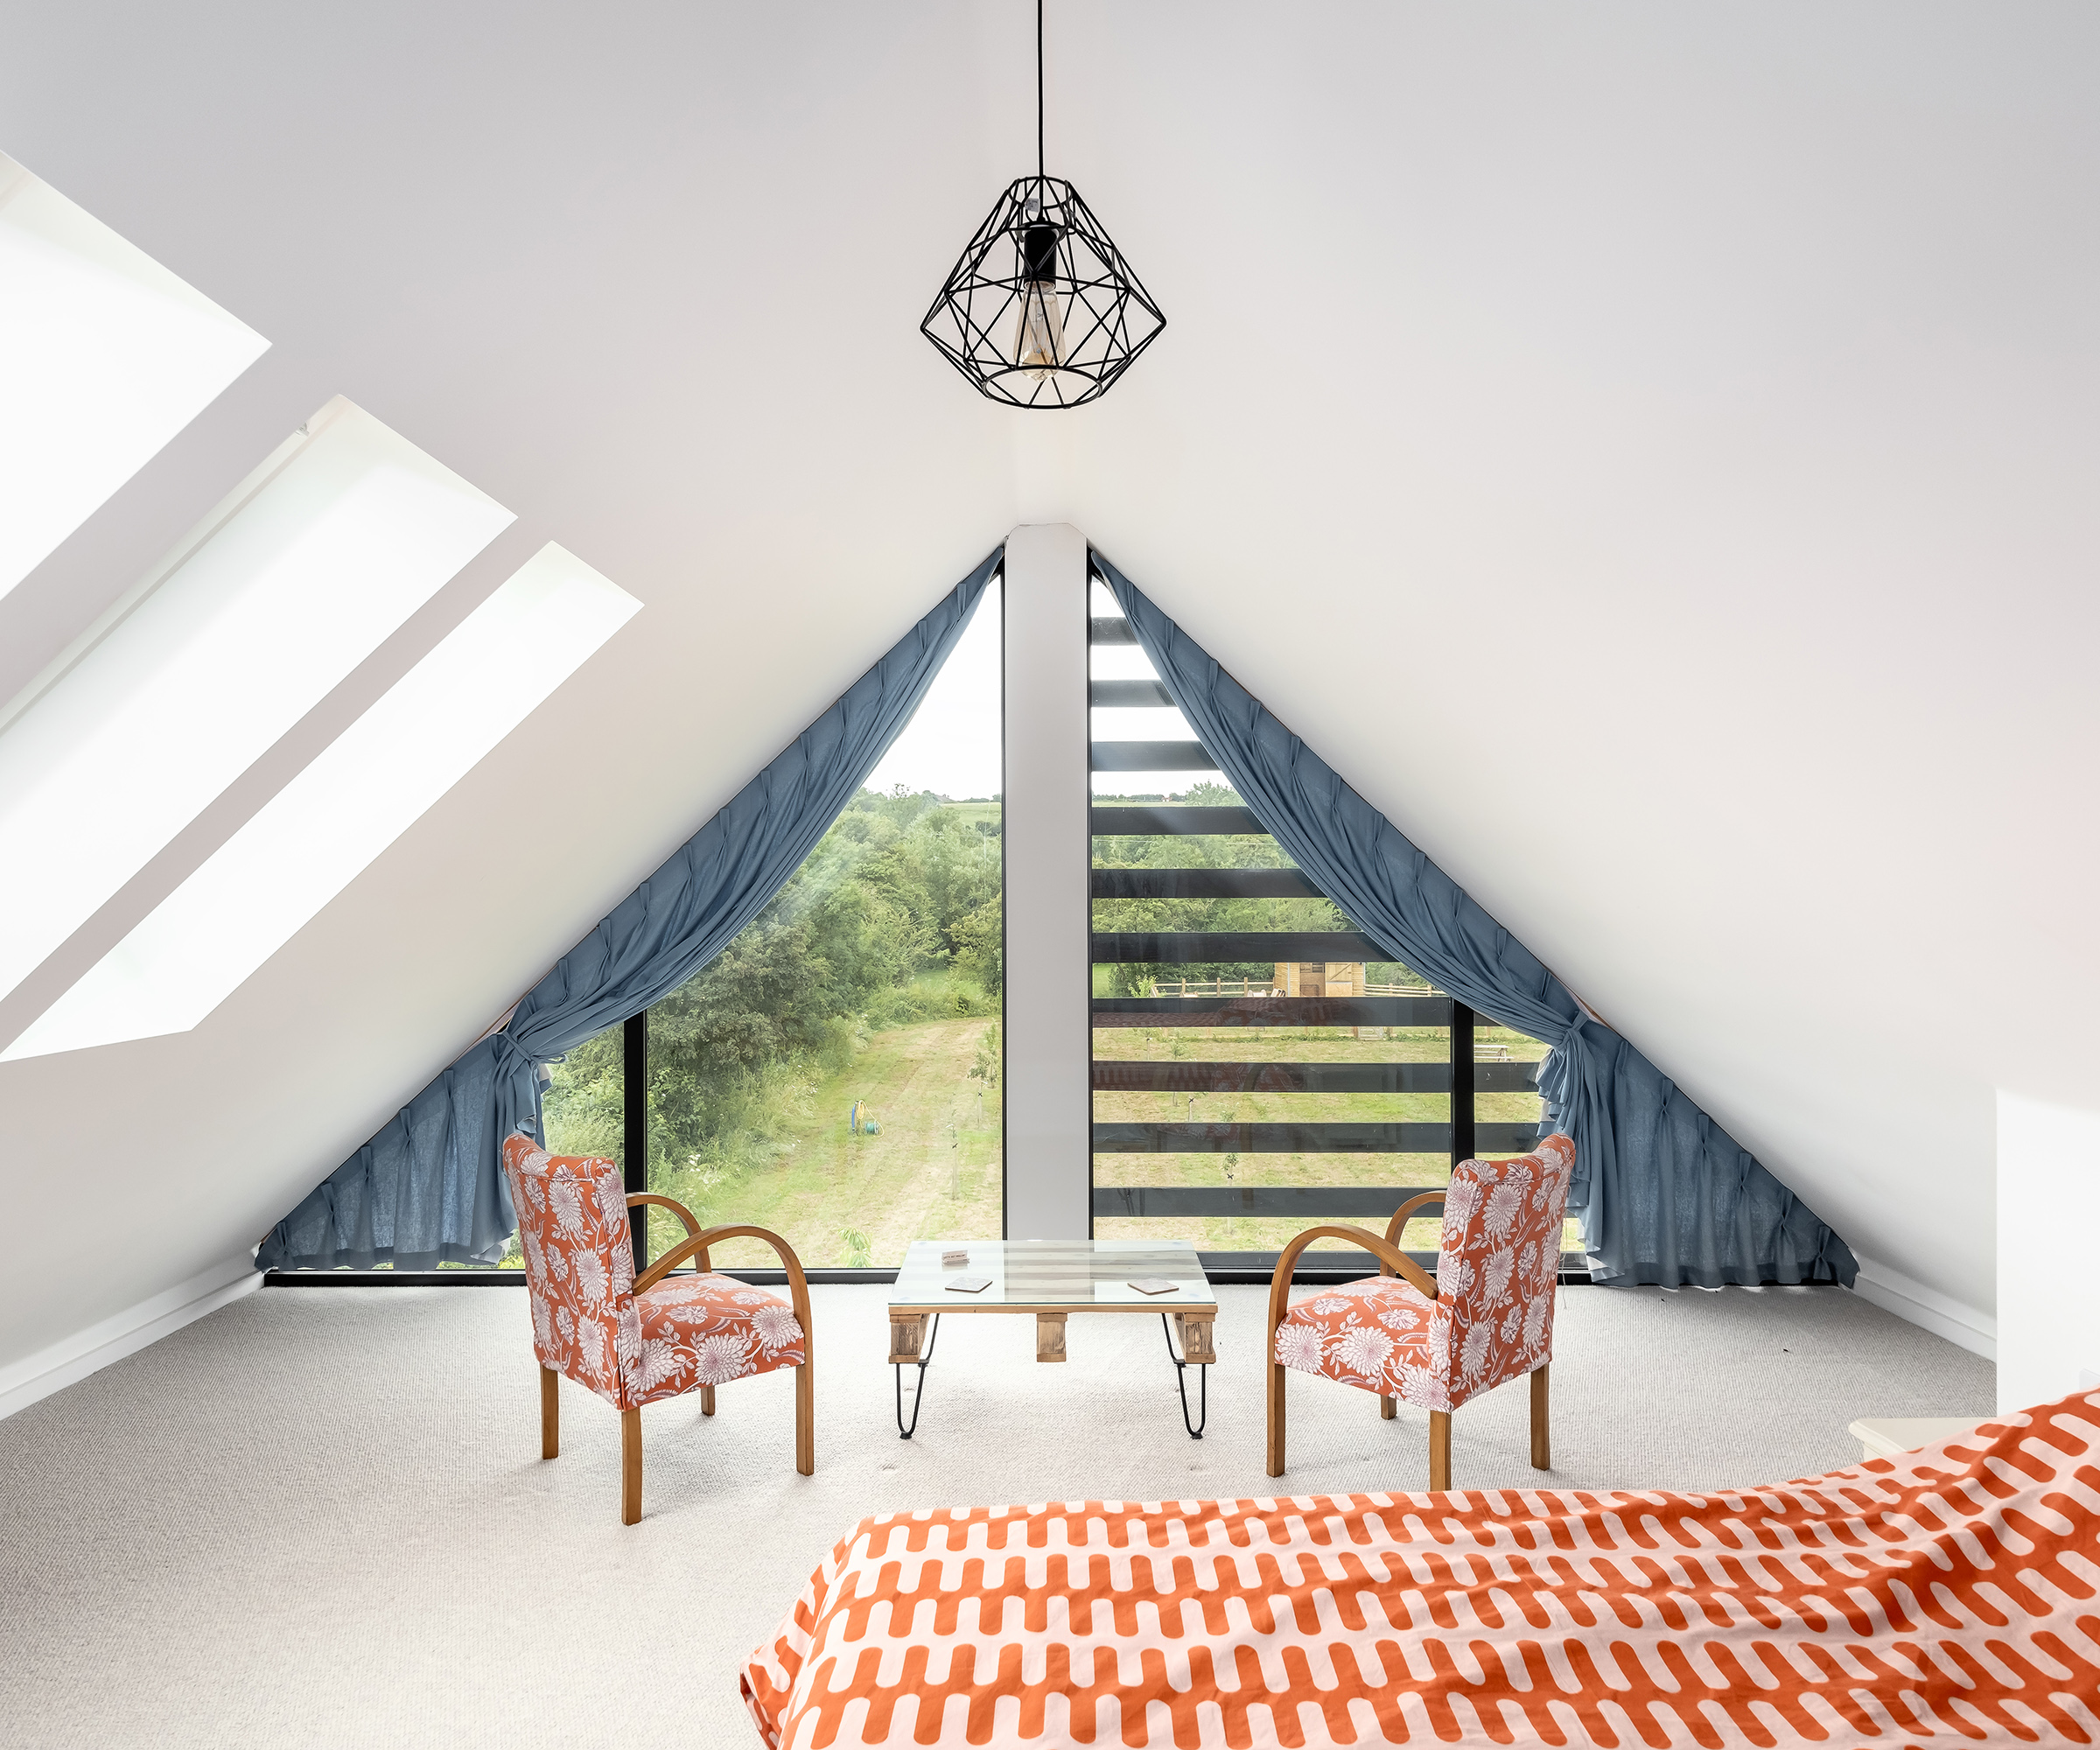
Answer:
887;1298;1217;1439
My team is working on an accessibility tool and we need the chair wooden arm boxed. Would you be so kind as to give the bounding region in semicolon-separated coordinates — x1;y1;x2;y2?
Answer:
1266;1223;1437;1341
1382;1192;1448;1267
634;1225;813;1348
626;1192;703;1242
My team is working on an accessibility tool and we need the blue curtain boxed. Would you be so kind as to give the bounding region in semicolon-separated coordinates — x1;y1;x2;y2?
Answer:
259;550;1001;1270
1096;551;1854;1290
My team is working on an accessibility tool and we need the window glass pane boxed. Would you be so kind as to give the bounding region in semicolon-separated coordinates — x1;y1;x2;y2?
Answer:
506;1019;629;1275
1088;577;1572;1264
1476;1021;1580;1253
542;1021;626;1170
631;582;1004;1269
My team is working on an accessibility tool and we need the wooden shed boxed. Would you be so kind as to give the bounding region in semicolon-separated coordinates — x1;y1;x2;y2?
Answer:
1272;961;1365;998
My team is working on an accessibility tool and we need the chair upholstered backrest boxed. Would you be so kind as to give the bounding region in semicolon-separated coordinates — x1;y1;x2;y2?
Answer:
500;1133;643;1410
1432;1134;1576;1399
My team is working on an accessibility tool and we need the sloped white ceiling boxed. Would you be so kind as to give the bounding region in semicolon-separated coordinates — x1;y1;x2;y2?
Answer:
1;2;2094;1365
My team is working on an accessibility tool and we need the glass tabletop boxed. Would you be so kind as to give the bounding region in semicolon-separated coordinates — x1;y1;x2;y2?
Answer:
889;1239;1216;1310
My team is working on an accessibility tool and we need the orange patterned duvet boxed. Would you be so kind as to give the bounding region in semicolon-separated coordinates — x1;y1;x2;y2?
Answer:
742;1391;2100;1747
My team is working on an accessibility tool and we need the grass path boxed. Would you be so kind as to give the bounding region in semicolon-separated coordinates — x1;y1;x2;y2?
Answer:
650;1015;1003;1270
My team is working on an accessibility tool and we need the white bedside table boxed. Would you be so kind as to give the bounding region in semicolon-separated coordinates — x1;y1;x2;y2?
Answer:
1847;1417;1983;1460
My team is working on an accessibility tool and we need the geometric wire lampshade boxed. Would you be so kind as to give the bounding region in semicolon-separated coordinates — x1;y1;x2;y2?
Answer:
920;174;1166;410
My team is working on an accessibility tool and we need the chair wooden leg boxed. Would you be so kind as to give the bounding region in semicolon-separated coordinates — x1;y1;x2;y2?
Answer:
699;1385;716;1417
1428;1410;1452;1491
1530;1363;1550;1470
540;1367;559;1460
1380;1394;1396;1421
620;1409;642;1525
794;1361;814;1476
1266;1362;1286;1477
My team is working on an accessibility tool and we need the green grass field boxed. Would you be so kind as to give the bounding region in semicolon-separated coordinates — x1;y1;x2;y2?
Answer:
1089;1022;1573;1255
640;1013;1004;1270
630;1013;1567;1268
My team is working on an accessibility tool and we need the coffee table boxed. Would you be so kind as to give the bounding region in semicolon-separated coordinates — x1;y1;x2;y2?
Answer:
887;1239;1217;1439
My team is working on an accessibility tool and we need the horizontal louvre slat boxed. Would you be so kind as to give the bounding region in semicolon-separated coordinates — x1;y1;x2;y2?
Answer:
1096;1186;1446;1218
1092;806;1266;836
1094;1122;1452;1152
1091;867;1323;900
1088;1062;1536;1094
1089;678;1173;706
1092;740;1216;772
1194;1251;1588;1276
1090;615;1138;644
1092;1121;1543;1152
1094;930;1384;963
1093;996;1451;1026
1473;1061;1544;1092
1094;1061;1452;1093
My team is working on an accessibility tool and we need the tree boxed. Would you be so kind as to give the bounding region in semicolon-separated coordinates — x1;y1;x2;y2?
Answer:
543;788;1004;1180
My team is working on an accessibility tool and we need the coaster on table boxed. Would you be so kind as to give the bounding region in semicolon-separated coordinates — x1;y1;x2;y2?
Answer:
941;1249;970;1266
1126;1278;1180;1296
944;1276;993;1294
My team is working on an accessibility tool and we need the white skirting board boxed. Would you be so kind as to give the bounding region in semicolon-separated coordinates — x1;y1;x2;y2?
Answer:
1849;1254;1996;1362
0;1252;261;1422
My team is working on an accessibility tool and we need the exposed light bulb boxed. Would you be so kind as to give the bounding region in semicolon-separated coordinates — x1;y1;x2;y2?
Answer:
1014;219;1064;381
1015;284;1064;380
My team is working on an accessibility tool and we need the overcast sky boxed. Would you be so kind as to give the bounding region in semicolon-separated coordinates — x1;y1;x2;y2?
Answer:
863;581;1004;799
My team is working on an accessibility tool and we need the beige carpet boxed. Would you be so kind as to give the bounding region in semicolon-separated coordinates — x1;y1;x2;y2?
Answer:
0;1280;1992;1747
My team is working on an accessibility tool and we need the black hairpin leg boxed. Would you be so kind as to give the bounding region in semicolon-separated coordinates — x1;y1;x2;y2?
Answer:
1161;1313;1208;1438
895;1313;942;1438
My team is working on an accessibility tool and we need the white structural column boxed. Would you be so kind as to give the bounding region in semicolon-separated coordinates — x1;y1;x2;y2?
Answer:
1001;522;1092;1239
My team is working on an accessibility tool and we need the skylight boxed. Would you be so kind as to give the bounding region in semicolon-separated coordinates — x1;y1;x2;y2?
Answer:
0;396;514;1007
3;544;639;1060
0;151;269;601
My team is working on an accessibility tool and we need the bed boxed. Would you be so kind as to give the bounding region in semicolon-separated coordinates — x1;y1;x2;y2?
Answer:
742;1389;2099;1747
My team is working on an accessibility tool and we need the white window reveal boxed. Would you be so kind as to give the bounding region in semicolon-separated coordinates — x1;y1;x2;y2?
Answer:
4;543;639;1060
0;150;269;601
0;396;514;1006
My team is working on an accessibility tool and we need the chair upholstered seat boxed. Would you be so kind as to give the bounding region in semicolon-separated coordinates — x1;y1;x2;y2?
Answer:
1273;1277;1445;1405
634;1272;806;1404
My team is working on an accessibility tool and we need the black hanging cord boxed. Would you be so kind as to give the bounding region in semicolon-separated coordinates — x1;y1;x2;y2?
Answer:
1036;0;1045;182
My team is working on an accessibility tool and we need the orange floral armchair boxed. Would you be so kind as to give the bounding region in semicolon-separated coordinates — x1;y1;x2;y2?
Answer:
1267;1134;1576;1488
501;1133;814;1522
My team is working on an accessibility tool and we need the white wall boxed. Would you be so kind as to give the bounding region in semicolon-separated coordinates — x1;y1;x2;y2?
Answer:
4;3;2096;1386
1998;1091;2100;1413
1053;1;2100;1336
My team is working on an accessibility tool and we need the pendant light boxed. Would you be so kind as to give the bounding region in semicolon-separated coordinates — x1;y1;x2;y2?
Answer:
921;0;1166;409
